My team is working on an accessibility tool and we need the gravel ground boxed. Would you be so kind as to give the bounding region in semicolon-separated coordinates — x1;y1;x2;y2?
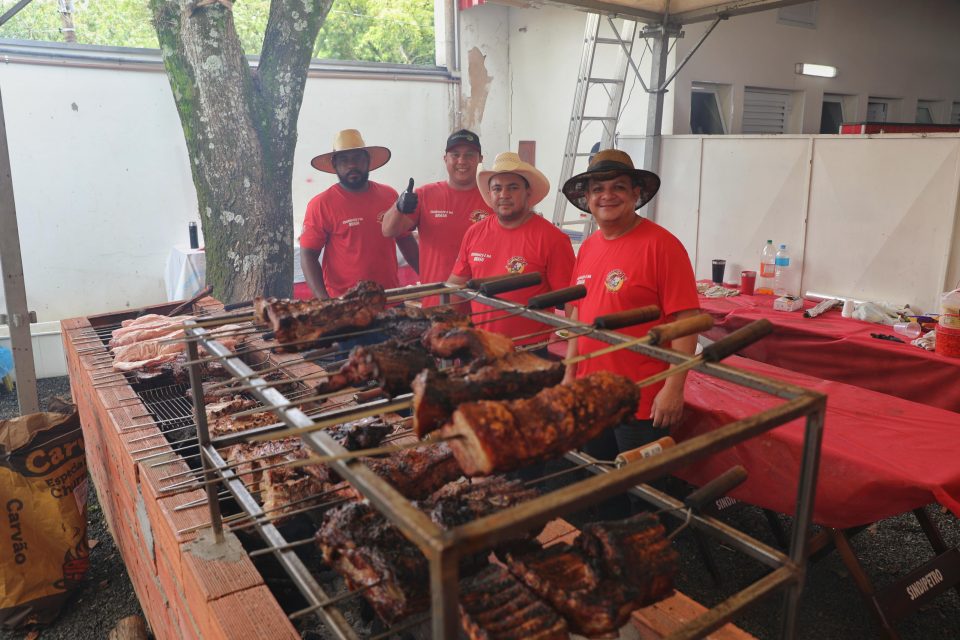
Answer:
2;377;958;639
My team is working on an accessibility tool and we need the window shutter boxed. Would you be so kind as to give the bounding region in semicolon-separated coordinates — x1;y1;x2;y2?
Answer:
742;88;790;134
951;103;960;125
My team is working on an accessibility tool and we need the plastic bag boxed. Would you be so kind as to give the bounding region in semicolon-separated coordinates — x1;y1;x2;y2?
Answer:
0;408;89;629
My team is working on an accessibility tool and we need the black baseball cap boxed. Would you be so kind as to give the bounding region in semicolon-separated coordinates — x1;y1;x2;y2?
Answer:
445;129;481;153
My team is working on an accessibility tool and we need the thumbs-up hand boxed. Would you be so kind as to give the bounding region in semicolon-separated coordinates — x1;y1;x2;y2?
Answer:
396;178;418;214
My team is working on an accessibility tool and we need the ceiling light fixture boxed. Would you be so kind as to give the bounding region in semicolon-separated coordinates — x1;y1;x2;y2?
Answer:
795;63;838;78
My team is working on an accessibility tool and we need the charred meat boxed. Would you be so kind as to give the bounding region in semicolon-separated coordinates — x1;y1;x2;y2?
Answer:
411;351;564;437
506;512;677;637
422;323;514;361
253;281;386;351
314;339;435;397
375;305;469;342
459;565;569;640
441;371;639;476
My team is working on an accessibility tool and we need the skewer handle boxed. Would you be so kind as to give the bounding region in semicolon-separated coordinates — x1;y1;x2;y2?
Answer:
223;299;254;311
684;465;748;511
478;272;542;295
526;285;586;310
646;313;714;346
701;319;773;362
593;305;661;329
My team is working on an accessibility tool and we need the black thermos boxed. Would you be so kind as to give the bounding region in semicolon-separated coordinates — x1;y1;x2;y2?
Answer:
188;222;199;249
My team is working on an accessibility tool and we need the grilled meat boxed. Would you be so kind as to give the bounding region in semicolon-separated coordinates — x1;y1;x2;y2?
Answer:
460;565;569;640
506;513;677;636
253;281;386;351
411;352;564;437
111;324;245;372
375;305;469;342
109;314;194;348
314;339;435;397
578;513;678;597
315;501;430;623
205;396;259;422
442;371;639;476
422;323;514;361
359;442;462;500
422;476;540;530
326;417;393;451
210;410;280;437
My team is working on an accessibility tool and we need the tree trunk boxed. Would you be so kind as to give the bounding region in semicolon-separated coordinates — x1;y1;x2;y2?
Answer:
150;0;333;303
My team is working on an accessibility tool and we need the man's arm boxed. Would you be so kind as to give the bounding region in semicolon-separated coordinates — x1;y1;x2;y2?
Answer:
396;235;420;276
562;306;580;384
650;307;700;428
300;247;329;300
381;203;418;238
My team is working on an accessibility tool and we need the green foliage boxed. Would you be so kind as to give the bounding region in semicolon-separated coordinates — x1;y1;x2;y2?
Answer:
0;0;158;48
0;0;436;66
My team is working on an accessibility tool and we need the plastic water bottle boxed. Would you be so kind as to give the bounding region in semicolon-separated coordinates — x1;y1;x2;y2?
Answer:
757;240;776;294
774;244;792;296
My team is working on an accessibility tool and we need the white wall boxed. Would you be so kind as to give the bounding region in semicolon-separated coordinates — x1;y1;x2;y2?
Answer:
654;134;960;313
0;54;456;328
672;0;960;134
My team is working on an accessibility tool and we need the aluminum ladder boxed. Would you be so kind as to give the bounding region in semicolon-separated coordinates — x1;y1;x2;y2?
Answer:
551;14;640;238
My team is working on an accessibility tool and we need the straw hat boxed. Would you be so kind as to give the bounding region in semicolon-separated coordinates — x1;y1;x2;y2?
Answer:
477;152;550;209
561;149;660;212
310;129;391;173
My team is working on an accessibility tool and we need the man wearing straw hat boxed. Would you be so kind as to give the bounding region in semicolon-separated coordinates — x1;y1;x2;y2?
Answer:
447;152;575;344
299;129;418;300
561;149;699;464
381;130;493;302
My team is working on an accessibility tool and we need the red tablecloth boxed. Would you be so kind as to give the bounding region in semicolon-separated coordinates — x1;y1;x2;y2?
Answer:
698;292;960;412
674;356;960;529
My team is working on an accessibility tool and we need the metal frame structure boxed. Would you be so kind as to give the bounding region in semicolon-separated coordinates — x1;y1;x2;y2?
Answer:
181;284;826;640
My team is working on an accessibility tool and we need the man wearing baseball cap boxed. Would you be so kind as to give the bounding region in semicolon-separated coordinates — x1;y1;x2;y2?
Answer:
381;130;493;303
562;149;699;499
300;129;417;299
447;152;575;342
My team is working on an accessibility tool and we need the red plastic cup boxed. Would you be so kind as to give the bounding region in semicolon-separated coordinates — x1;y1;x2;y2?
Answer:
739;270;757;296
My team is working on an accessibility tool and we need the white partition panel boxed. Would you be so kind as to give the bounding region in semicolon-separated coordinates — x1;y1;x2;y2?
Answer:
653;137;702;263
696;137;811;284
804;137;960;311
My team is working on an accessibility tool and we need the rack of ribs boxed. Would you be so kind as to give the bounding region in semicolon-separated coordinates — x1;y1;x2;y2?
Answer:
313;339;436;397
411;352;564;437
420;476;540;531
422;323;514;361
441;371;639;476
506;513;677;637
253;281;386;350
352;442;463;501
459;565;569;640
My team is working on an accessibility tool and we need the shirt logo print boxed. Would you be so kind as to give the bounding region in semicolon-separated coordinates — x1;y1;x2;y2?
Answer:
604;269;626;292
469;209;490;223
506;256;527;274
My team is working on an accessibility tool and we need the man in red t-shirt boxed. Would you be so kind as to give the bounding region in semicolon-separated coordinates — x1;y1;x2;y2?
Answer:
562;150;699;471
299;129;418;299
448;152;575;343
381;130;493;305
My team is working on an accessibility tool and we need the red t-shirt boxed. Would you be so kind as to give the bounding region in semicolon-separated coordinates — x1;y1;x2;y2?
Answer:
570;218;699;419
452;213;575;342
410;181;492;285
299;182;400;298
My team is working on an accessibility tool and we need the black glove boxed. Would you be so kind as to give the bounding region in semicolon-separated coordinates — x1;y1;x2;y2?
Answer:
396;178;418;214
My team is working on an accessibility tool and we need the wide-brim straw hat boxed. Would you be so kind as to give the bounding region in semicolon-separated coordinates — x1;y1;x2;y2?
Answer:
310;129;391;173
561;149;660;212
477;152;551;209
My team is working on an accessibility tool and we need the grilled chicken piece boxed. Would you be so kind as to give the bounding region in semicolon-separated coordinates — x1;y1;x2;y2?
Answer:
459;565;569;640
253;281;386;351
411;352;564;437
442;371;638;476
422;323;514;361
314;339;435;397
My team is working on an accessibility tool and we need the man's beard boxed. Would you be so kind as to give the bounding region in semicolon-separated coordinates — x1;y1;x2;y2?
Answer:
337;169;370;191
